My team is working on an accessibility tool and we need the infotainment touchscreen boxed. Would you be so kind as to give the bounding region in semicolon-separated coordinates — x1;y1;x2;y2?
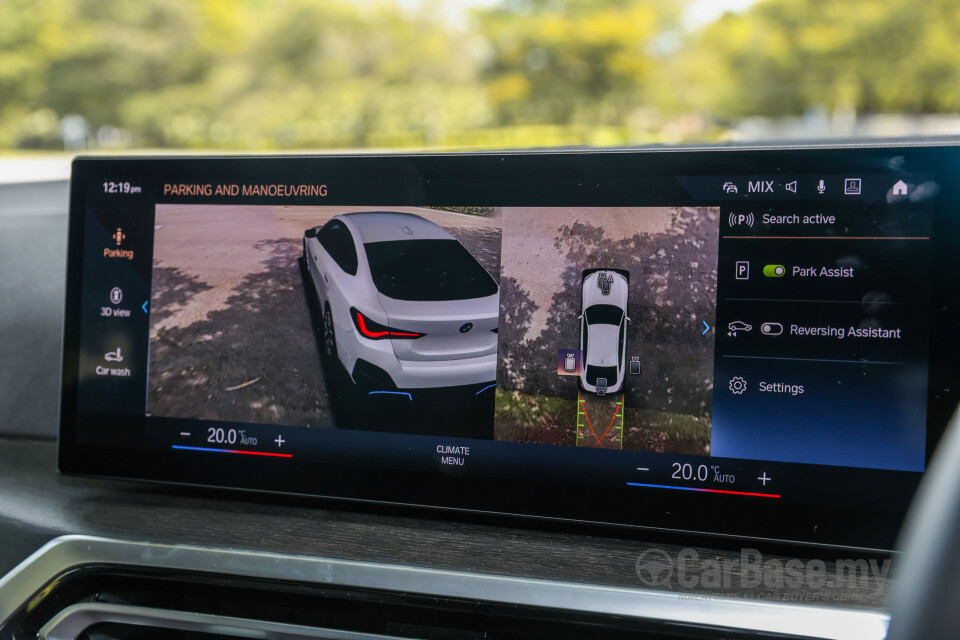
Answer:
58;147;960;549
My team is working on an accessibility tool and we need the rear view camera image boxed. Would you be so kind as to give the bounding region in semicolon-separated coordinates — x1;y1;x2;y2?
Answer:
494;207;720;452
148;205;501;437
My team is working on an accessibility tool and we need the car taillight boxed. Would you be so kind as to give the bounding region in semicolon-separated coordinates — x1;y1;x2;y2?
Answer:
350;308;424;340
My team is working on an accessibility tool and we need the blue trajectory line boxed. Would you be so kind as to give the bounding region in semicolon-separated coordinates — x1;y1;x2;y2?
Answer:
702;320;711;336
475;383;496;395
368;390;413;401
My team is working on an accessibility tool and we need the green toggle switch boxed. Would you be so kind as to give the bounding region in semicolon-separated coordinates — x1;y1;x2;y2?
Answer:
763;264;786;277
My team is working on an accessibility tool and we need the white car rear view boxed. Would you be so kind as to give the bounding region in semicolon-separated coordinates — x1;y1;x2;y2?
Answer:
303;212;499;396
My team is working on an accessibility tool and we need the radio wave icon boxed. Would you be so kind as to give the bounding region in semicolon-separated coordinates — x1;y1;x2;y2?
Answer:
728;212;755;228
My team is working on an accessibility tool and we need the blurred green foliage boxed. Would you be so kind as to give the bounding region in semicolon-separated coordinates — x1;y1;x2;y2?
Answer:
1;0;959;150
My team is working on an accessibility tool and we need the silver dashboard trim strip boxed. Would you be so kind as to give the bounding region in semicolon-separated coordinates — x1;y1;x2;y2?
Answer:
40;603;410;640
1;535;889;640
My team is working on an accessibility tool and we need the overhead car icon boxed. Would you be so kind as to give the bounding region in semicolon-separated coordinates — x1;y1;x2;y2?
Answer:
579;269;630;396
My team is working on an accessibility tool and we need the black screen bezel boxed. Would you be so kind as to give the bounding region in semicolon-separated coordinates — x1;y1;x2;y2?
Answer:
58;145;960;550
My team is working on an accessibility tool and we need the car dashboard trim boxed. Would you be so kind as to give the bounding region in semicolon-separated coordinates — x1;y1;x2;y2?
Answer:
38;602;409;640
0;535;889;640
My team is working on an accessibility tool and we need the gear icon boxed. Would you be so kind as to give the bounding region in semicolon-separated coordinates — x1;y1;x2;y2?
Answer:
729;376;748;395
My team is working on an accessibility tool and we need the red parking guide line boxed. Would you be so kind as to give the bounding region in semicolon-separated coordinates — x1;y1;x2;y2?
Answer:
172;445;293;458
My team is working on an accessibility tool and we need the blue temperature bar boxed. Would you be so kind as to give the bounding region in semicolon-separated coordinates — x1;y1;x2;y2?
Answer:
172;445;293;458
626;482;780;499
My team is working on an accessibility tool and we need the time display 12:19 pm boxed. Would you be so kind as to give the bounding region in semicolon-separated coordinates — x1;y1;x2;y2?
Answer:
102;181;142;194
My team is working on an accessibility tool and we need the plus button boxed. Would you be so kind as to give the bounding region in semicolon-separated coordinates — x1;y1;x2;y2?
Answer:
758;472;771;486
274;435;285;448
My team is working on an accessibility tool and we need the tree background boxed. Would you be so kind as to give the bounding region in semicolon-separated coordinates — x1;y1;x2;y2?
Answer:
2;0;960;151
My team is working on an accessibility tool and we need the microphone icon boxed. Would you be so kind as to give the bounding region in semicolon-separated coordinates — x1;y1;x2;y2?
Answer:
817;180;826;194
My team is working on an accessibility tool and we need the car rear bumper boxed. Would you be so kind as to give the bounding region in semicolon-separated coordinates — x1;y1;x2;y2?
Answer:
339;329;496;389
393;352;496;389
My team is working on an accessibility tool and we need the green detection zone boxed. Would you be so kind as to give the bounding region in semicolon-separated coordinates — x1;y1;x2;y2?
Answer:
576;390;625;449
763;264;785;277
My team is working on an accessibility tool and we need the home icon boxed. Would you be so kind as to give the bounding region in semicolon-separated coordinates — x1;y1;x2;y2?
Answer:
892;180;908;196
